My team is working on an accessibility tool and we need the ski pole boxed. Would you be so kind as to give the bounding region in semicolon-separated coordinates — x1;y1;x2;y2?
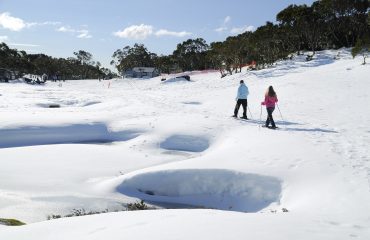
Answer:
247;105;253;119
276;103;284;121
259;104;262;130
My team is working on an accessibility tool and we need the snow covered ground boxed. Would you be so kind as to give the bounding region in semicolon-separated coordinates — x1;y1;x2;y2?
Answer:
1;49;370;239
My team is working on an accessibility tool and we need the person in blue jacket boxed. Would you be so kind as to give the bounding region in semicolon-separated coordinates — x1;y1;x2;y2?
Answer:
233;80;249;119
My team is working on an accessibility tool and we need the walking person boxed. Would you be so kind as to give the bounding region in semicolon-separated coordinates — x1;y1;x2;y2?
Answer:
233;80;249;119
261;86;278;129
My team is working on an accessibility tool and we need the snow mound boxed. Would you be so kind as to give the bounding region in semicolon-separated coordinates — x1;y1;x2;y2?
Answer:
161;77;192;84
0;123;142;148
160;135;209;152
117;169;282;212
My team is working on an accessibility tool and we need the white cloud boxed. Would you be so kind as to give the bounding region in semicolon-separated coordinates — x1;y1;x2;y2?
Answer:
0;36;40;49
0;12;62;32
18;49;39;53
57;26;75;32
0;12;26;31
57;26;92;39
224;16;231;24
26;21;61;28
77;30;92;39
114;24;153;40
0;35;8;42
8;43;40;47
4;42;40;53
230;25;255;35
155;29;192;37
114;24;192;39
215;16;232;33
215;27;227;33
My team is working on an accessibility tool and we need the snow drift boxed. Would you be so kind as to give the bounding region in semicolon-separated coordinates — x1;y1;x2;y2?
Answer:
0;123;142;148
1;49;370;240
160;134;209;152
116;169;281;212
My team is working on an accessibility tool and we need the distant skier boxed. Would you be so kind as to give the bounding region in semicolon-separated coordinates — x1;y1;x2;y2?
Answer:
233;80;249;119
261;86;278;129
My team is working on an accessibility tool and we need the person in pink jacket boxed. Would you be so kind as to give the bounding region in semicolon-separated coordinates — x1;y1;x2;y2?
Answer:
261;86;278;129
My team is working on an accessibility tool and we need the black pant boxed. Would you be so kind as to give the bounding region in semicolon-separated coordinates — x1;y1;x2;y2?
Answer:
266;107;276;127
234;99;247;117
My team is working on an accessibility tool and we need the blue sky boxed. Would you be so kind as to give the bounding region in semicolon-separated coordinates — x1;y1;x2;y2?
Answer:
0;0;315;71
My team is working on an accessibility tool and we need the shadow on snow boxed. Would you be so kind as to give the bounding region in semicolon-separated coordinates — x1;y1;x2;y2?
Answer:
116;169;282;213
0;123;142;148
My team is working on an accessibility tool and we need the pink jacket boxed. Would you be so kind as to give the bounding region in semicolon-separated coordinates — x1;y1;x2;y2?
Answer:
261;95;278;108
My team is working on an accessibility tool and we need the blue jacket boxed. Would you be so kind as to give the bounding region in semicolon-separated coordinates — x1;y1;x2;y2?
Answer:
236;83;249;100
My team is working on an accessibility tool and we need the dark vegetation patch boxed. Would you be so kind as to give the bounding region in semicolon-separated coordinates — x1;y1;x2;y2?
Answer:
47;201;154;220
0;218;26;226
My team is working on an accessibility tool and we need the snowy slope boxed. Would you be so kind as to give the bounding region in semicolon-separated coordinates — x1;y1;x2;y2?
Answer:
1;49;370;239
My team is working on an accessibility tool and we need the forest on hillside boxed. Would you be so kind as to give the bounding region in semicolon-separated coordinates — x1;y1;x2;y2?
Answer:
0;0;369;79
0;47;117;80
112;0;370;76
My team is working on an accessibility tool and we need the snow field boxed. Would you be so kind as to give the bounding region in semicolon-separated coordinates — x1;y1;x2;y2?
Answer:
1;49;370;239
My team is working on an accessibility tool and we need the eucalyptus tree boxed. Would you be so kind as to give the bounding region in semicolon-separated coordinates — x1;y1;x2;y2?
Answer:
173;38;210;71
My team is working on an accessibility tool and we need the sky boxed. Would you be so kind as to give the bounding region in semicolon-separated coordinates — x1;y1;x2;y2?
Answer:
0;0;316;71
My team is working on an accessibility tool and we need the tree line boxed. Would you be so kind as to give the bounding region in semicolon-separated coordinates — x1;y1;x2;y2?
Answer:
0;44;117;80
112;0;369;76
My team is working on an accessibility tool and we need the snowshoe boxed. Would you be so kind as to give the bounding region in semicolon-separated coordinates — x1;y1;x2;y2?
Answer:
262;125;278;129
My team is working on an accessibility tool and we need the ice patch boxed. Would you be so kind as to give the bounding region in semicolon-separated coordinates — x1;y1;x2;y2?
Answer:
160;135;209;152
0;123;142;148
117;169;282;212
